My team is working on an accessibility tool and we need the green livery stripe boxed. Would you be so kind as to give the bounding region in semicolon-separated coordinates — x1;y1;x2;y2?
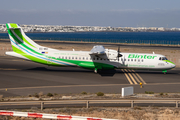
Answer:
6;23;36;48
12;44;114;69
163;60;175;65
9;29;44;56
60;59;115;70
6;23;10;29
10;23;18;28
12;45;60;66
13;29;36;48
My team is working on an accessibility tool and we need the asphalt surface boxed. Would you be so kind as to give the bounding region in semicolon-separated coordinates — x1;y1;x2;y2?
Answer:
0;56;180;97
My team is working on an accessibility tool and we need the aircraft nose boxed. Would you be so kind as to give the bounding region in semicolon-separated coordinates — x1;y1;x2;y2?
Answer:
171;64;176;68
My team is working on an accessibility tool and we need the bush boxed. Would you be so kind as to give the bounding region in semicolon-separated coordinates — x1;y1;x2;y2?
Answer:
47;93;53;97
145;91;154;94
160;92;164;96
34;93;39;98
81;91;87;95
134;106;142;110
96;92;104;96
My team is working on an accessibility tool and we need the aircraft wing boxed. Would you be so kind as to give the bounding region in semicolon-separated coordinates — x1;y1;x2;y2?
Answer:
90;45;106;56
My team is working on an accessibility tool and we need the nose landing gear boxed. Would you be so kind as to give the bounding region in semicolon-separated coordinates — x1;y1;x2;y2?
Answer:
162;70;167;74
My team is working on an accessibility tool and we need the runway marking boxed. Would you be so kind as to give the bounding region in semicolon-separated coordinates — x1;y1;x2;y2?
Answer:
121;69;133;84
124;69;137;84
1;82;180;91
131;70;146;84
122;69;146;85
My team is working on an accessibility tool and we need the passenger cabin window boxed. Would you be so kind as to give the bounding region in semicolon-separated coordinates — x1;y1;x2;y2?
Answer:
69;57;71;59
79;57;81;60
62;56;64;59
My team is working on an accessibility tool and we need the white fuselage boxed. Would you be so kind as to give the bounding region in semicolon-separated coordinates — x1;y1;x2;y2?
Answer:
33;48;175;70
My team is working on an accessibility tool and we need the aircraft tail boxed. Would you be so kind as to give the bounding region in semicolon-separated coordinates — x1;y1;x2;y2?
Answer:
6;23;40;53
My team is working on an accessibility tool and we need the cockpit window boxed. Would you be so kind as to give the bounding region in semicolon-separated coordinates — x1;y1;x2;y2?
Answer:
159;57;168;60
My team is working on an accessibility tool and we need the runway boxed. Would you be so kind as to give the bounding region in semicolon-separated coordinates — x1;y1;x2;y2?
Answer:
0;56;180;97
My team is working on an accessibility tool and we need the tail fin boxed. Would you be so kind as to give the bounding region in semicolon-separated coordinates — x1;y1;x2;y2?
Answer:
6;23;40;52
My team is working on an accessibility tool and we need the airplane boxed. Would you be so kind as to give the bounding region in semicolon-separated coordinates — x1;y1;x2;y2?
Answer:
5;23;175;74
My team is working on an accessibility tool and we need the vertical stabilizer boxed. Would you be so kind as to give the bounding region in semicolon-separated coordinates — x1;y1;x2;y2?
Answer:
6;23;41;53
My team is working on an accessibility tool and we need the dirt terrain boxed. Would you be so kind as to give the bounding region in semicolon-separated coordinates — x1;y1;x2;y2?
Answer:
0;93;180;120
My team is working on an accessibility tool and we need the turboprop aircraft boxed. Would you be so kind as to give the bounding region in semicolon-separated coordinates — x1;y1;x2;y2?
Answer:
5;23;175;73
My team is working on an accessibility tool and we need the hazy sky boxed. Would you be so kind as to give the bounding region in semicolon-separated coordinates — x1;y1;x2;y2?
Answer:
1;0;180;27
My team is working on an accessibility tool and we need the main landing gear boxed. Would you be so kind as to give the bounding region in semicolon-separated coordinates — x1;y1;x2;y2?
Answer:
94;69;97;73
94;68;101;73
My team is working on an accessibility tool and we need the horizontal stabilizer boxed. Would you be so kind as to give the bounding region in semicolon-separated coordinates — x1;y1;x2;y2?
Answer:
5;51;29;60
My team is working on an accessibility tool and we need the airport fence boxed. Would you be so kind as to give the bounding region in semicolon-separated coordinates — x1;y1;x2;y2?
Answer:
0;99;180;110
1;36;180;45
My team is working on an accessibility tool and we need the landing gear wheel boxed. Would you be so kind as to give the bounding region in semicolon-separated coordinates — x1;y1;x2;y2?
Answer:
162;70;167;74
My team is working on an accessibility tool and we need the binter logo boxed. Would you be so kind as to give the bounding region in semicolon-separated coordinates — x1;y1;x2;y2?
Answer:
128;54;157;59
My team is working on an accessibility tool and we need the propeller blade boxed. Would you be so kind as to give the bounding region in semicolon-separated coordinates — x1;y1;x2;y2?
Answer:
117;46;120;61
117;46;123;61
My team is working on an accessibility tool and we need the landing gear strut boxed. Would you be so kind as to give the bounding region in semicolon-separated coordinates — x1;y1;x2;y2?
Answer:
94;68;98;73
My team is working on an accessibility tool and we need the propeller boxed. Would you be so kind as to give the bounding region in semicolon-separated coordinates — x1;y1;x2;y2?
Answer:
117;46;122;61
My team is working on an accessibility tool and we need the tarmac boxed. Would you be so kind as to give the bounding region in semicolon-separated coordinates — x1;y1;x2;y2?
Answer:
0;56;180;97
